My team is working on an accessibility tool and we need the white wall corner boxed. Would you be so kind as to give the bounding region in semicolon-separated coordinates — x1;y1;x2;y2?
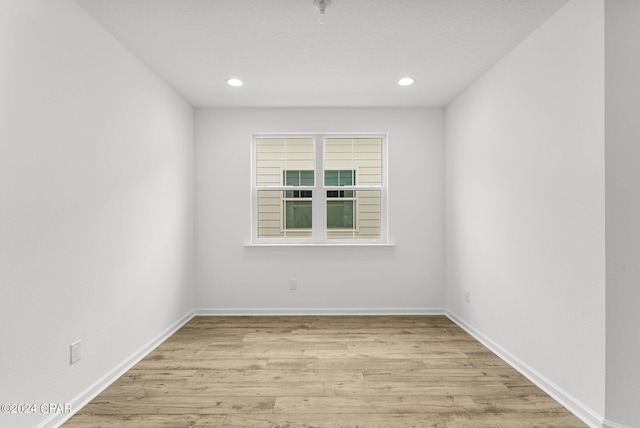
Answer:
37;310;195;428
446;310;605;428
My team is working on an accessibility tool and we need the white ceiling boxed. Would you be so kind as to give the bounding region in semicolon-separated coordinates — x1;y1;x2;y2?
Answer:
74;0;569;108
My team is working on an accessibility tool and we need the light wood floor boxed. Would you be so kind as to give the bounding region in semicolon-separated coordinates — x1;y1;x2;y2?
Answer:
63;316;586;427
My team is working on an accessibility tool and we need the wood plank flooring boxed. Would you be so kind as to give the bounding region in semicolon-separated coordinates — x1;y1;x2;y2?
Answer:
63;316;587;427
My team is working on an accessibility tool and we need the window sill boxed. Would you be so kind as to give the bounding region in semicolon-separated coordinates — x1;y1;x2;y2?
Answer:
245;242;395;248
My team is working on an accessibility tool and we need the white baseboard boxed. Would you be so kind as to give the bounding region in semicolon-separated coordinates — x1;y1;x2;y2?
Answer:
38;310;195;428
195;307;446;316
446;310;604;428
603;420;632;428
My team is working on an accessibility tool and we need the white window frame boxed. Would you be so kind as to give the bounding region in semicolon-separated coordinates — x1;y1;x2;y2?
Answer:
251;133;388;245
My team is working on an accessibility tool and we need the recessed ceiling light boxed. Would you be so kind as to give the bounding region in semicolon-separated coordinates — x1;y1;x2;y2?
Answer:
398;77;415;86
227;78;243;87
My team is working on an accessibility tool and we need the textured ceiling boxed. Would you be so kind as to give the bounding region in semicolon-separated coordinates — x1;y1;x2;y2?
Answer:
74;0;569;107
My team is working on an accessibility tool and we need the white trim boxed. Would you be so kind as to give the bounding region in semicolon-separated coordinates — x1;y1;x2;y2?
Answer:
314;135;324;241
603;420;633;428
244;242;395;247
39;310;195;428
195;307;445;316
446;310;604;428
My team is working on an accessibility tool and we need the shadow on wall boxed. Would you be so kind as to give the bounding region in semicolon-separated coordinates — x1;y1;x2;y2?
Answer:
243;246;397;264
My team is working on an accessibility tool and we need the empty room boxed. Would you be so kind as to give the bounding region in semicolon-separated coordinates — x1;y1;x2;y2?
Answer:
1;0;638;427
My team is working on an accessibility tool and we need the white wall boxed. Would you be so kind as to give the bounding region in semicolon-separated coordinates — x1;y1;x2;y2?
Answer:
604;1;640;426
195;108;444;313
0;1;194;427
445;0;605;424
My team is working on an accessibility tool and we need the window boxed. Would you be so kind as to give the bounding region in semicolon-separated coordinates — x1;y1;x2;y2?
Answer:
283;170;313;229
326;170;355;230
253;135;386;244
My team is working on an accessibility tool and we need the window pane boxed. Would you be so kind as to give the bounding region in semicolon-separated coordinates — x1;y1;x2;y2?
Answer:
258;190;312;239
327;190;381;240
285;190;312;198
285;200;312;229
325;138;381;186
284;170;297;186
300;170;314;186
342;170;354;186
327;189;354;198
257;190;282;238
325;170;338;186
284;170;314;186
327;200;354;229
325;170;354;186
354;139;381;186
256;138;314;186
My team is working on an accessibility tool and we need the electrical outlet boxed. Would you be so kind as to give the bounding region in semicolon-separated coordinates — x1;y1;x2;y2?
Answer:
464;290;470;303
289;279;297;290
70;340;81;365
